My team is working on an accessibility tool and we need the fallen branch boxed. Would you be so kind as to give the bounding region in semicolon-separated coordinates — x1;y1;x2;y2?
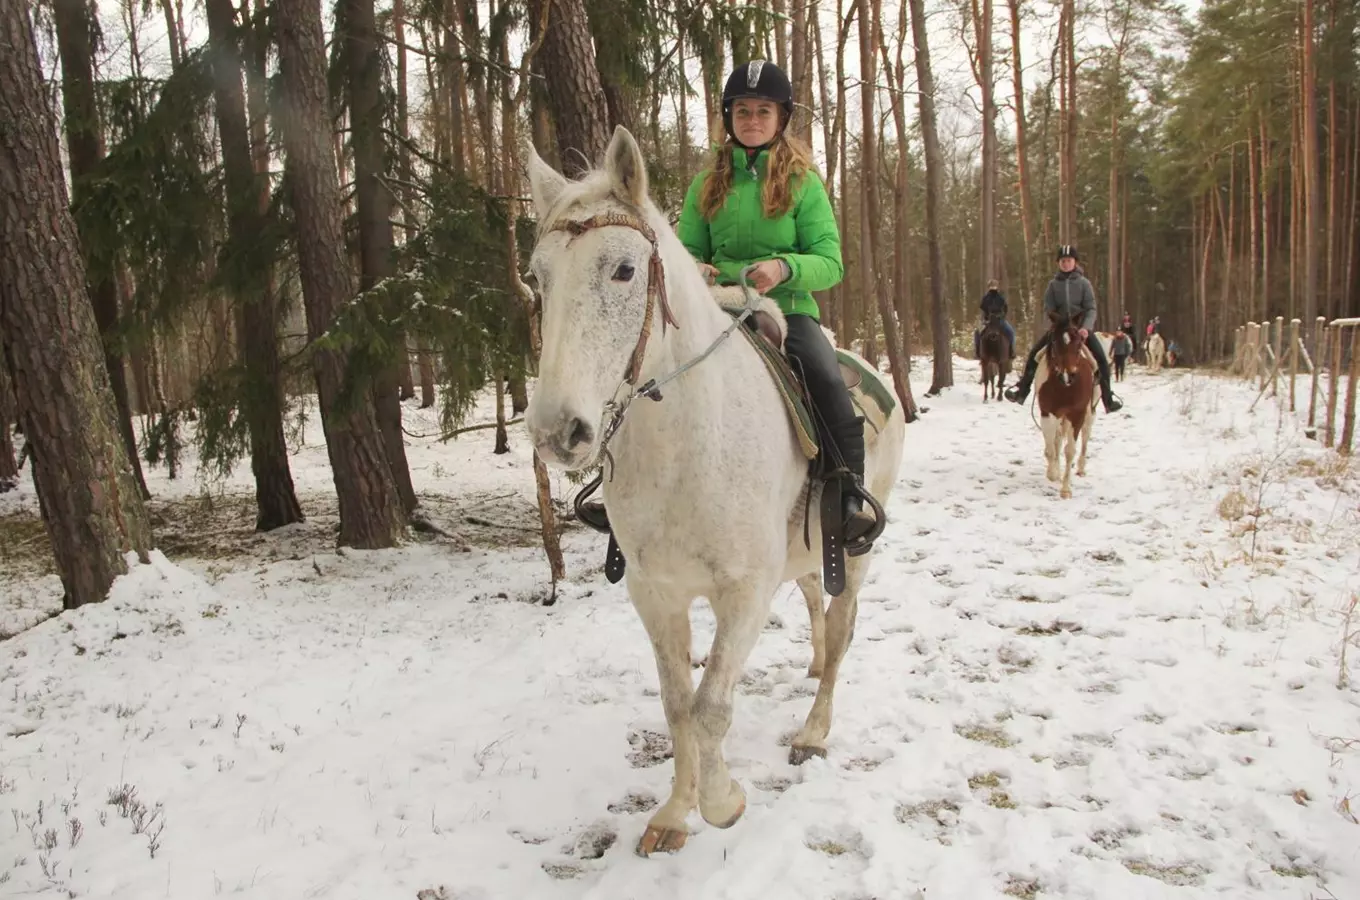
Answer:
401;418;524;442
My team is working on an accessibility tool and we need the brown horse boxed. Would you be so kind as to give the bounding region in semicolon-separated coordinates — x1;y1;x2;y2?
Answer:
978;311;1011;401
1035;313;1097;498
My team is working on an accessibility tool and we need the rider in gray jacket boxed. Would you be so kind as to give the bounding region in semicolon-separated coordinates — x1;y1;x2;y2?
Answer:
1005;245;1123;413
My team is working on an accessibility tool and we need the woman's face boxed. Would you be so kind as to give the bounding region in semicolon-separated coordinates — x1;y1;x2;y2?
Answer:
732;98;781;148
1058;256;1077;272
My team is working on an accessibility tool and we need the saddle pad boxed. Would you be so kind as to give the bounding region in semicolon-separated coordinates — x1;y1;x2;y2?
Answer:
836;351;896;434
731;312;820;461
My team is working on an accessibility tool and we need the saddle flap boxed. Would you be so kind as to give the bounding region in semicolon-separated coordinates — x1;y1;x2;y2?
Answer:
837;360;863;391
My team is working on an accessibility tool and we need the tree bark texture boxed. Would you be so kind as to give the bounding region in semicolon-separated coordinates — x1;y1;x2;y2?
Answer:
528;0;611;178
206;0;305;531
53;0;150;500
275;0;406;549
344;0;419;515
857;0;912;415
908;0;952;393
0;349;17;483
0;0;153;606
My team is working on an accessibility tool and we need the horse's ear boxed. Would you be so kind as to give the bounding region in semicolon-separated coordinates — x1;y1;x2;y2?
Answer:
605;125;648;209
527;146;568;220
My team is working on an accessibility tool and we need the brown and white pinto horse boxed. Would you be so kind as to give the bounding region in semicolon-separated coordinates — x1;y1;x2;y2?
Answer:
1035;314;1097;499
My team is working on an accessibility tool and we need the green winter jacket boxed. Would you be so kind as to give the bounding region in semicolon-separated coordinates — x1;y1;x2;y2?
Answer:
676;147;844;320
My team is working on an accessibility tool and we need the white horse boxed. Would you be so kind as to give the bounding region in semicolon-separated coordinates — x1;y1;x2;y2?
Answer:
1146;332;1166;372
524;127;906;856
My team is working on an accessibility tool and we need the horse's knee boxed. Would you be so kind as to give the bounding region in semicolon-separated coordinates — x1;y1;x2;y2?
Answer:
692;694;733;742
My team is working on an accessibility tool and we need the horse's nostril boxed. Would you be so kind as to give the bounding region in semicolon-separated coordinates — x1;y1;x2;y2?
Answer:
565;417;593;449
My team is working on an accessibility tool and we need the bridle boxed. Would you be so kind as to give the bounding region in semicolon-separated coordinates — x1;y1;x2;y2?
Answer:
543;211;760;474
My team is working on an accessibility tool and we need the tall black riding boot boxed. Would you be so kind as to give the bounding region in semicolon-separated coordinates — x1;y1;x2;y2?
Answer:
783;314;881;547
828;415;875;542
1005;354;1040;404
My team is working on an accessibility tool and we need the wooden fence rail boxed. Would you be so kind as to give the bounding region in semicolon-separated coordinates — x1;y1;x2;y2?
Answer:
1231;316;1360;455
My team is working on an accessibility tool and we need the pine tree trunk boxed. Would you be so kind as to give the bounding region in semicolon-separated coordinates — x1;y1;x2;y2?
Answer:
393;0;416;400
0;353;17;484
1007;0;1037;312
276;0;406;549
834;0;854;344
859;0;914;416
527;0;610;178
206;0;304;532
878;0;919;410
501;39;565;591
1248;123;1259;321
345;0;418;516
53;0;150;502
0;0;153;606
1260;113;1271;319
790;0;813;148
908;0;952;393
1301;0;1319;324
974;0;997;286
417;339;437;408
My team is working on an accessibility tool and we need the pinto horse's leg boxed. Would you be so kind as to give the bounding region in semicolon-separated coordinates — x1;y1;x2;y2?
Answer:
691;578;779;829
1077;411;1092;477
791;553;868;764
1060;421;1076;498
631;586;700;856
798;573;826;679
1041;416;1061;483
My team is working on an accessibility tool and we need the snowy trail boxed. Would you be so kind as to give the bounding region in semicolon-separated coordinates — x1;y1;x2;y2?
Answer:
2;358;1359;899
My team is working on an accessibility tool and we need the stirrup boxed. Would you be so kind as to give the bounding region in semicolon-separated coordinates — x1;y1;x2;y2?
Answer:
573;471;611;534
841;480;886;557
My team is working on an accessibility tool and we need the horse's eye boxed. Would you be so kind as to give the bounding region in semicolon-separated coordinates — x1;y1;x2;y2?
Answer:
612;263;635;282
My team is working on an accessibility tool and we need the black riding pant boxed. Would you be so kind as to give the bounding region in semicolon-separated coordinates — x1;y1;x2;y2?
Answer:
1023;332;1112;385
784;314;865;479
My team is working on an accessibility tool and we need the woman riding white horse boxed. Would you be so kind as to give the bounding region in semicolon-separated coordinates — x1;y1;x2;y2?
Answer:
523;109;905;854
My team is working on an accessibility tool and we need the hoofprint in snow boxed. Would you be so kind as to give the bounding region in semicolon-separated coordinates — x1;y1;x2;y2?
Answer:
2;356;1359;899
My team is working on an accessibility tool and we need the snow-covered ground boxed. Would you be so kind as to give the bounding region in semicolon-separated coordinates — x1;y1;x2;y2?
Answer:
2;356;1358;900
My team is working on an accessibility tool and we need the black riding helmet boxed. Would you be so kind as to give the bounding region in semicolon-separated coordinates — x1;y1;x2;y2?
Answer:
1056;244;1080;261
722;60;794;149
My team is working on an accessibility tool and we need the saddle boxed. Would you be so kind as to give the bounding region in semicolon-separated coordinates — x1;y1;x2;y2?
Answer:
574;290;895;596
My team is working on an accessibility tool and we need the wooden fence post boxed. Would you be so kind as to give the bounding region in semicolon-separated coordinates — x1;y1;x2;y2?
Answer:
1342;326;1360;456
1326;324;1343;447
1288;318;1301;412
1271;316;1284;397
1308;316;1325;430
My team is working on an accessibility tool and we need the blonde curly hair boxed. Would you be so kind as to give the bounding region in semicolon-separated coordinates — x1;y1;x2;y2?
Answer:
697;130;818;221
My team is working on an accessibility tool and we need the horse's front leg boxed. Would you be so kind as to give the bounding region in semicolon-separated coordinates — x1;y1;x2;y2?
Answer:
791;554;868;764
1060;423;1076;499
797;573;826;679
1041;417;1060;482
1076;415;1091;477
691;577;779;829
630;585;699;856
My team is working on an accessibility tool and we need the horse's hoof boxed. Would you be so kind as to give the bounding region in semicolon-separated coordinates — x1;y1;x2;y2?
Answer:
1060;488;1072;499
789;744;827;766
701;780;746;828
636;825;688;856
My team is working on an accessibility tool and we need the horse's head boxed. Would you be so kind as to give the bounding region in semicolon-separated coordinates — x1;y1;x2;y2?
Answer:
1046;313;1088;386
523;126;683;471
